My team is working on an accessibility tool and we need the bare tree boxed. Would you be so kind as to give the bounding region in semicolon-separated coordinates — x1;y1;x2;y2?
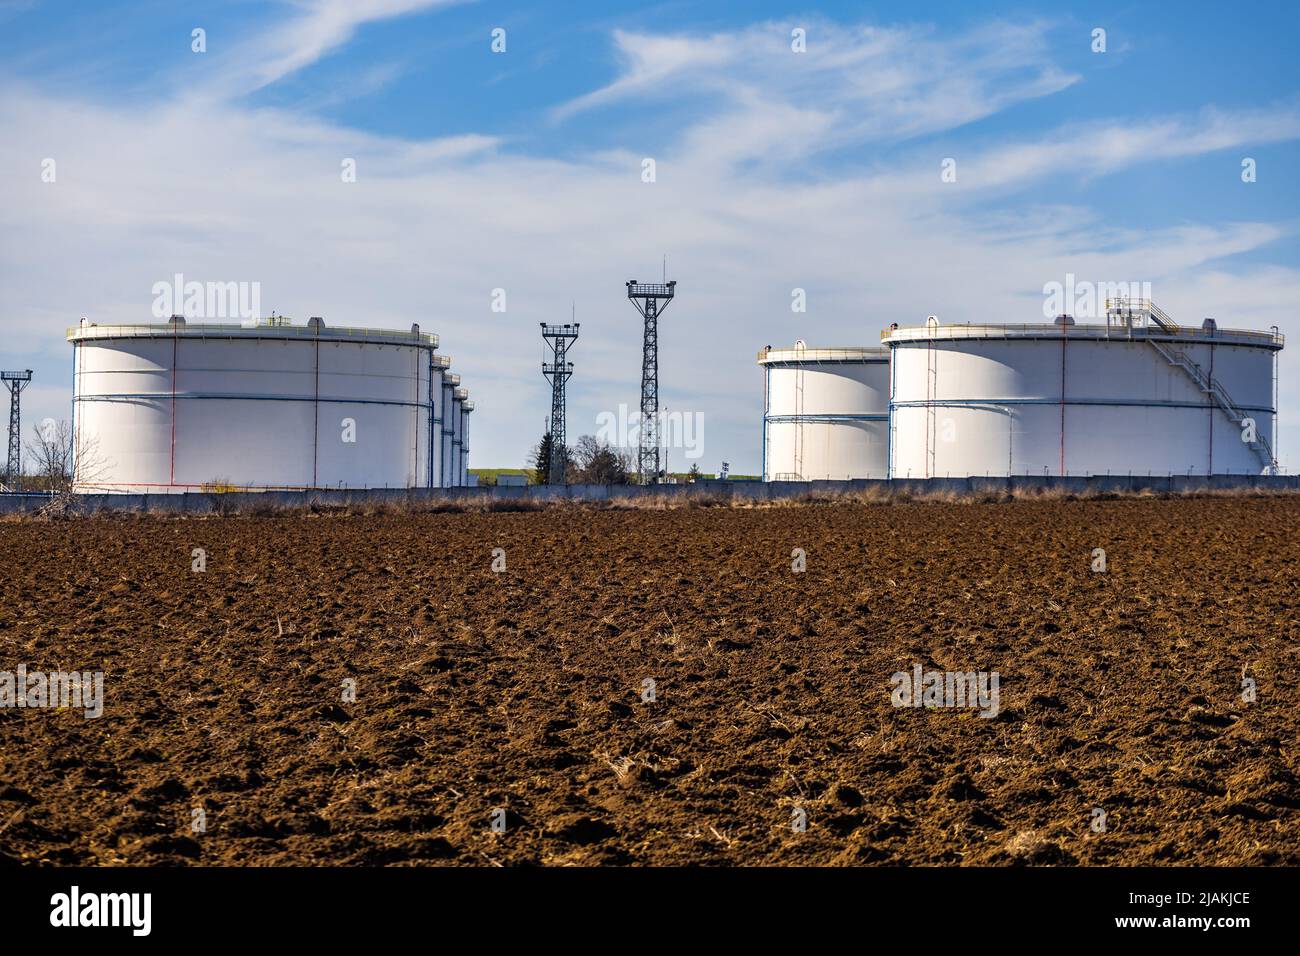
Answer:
25;420;108;494
25;420;72;491
570;435;633;484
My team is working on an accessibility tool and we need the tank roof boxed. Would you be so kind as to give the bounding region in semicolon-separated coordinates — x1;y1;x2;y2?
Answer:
881;321;1283;350
878;317;1284;351
757;345;889;365
67;319;439;350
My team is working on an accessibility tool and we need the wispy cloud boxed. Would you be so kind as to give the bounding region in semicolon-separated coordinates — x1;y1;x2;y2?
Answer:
553;18;1081;166
210;0;471;95
855;102;1300;199
964;102;1300;188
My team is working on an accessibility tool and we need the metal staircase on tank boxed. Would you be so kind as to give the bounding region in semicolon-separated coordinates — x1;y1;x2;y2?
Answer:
1106;298;1277;474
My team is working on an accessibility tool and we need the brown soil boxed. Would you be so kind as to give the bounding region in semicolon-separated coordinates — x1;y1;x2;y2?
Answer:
1;498;1297;866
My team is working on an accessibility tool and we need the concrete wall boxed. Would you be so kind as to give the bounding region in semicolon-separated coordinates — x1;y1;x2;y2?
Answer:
2;474;1298;515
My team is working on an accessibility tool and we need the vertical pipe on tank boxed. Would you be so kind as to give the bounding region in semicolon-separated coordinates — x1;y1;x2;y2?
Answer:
924;323;937;479
1273;327;1280;472
169;321;179;486
793;359;804;479
462;404;470;486
412;342;420;487
887;346;895;480
431;351;441;489
1059;330;1066;476
761;362;769;481
441;379;452;487
450;393;463;486
71;336;79;485
1207;342;1215;475
311;328;321;488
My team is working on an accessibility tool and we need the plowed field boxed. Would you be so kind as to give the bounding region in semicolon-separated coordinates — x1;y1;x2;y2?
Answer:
1;497;1297;865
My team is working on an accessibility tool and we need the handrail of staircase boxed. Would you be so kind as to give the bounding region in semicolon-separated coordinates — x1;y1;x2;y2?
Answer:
1105;297;1181;333
1151;339;1277;472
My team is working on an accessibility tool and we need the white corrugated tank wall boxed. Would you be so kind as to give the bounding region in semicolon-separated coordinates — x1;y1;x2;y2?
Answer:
888;327;1280;477
70;323;438;492
759;347;890;480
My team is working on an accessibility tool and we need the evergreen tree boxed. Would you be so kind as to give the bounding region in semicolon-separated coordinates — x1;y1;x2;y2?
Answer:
532;432;554;484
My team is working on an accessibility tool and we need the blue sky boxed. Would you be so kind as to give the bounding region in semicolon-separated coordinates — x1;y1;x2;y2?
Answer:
2;0;1299;472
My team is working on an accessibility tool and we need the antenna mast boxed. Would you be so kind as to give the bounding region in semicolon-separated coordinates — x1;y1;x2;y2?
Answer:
625;278;676;484
540;322;579;485
1;370;33;491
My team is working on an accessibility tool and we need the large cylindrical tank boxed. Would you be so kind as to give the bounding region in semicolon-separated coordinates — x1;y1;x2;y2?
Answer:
451;386;467;486
886;308;1283;477
428;353;451;489
68;317;442;492
461;398;474;486
440;373;460;487
758;343;890;480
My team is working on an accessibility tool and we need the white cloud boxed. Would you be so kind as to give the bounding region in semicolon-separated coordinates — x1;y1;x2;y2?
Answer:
551;28;743;120
963;104;1300;189
210;0;470;95
554;18;1080;164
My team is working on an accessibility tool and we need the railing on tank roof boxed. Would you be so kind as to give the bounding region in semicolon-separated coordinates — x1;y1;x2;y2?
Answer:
1104;297;1180;332
757;346;887;362
66;322;438;346
881;322;1283;347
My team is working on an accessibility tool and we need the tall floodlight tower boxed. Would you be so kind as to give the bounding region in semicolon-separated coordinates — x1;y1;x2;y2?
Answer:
626;279;676;483
2;369;33;489
541;322;579;485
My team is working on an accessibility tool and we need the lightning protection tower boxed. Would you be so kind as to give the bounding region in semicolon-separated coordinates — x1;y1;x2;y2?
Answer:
626;279;675;484
2;369;33;490
541;322;579;485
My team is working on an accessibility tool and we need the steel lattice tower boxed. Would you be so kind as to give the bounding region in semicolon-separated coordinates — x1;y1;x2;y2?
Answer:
626;280;675;484
541;323;579;485
2;370;33;489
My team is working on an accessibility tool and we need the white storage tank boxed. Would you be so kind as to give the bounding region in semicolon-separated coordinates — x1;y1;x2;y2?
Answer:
451;386;468;486
886;301;1283;477
758;342;890;480
460;397;474;487
69;317;446;492
428;353;452;490
440;373;460;487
